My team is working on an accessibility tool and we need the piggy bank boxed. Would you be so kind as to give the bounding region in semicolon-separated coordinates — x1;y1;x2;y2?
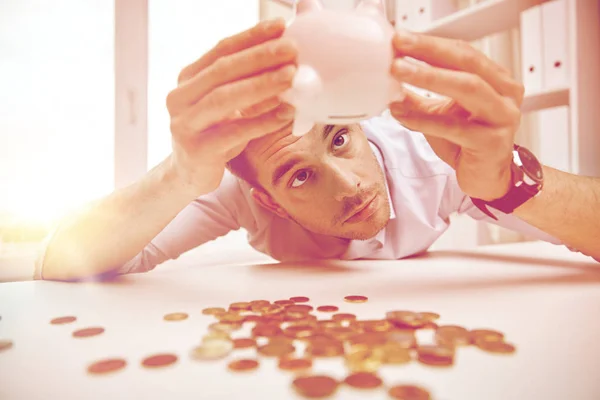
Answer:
281;0;405;136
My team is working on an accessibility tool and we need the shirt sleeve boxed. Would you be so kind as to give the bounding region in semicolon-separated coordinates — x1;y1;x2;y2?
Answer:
34;171;243;279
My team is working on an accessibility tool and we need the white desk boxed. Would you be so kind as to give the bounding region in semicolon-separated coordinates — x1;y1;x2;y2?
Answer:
1;241;599;400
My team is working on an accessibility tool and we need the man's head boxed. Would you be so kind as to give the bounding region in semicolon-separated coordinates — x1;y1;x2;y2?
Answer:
227;123;390;241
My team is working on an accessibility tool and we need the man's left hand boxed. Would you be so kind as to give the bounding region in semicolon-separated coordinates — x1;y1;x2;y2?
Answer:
389;30;525;202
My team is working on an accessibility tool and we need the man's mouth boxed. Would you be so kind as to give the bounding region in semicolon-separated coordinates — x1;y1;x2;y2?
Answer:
344;193;379;224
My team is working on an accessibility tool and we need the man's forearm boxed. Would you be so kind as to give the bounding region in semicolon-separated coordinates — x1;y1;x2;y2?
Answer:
514;166;600;260
42;155;201;280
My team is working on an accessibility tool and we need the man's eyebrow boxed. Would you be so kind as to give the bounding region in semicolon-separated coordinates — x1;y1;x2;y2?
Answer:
322;124;336;141
272;157;302;187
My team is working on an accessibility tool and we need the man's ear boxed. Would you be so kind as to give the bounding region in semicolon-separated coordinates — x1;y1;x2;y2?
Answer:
250;188;291;220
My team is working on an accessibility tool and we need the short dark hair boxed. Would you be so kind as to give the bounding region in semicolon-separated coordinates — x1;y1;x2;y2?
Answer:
226;150;263;190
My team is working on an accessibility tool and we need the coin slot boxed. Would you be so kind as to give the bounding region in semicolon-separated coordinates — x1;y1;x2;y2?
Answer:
328;114;368;120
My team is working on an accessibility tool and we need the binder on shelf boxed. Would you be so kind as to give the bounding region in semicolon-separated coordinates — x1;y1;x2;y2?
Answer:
411;0;457;31
395;0;414;30
537;106;571;173
520;5;544;94
541;0;569;89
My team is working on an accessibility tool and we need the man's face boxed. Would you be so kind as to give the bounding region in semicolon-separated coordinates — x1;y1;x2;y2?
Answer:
246;123;390;241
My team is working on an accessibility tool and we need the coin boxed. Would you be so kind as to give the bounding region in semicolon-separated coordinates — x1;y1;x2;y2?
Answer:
475;339;516;354
141;353;178;368
292;375;339;399
344;372;383;389
287;305;313;313
191;338;233;360
50;316;77;325
0;339;14;352
258;341;295;357
307;339;345;357
332;313;357;322
284;324;316;339
436;325;470;346
249;300;270;307
218;313;245;323
164;312;188;321
387;311;427;329
233;338;256;349
274;300;295;306
388;384;431;400
87;358;127;375
73;327;105;338
289;296;310;303
229;302;251;311
209;322;242;333
470;329;504;343
379;344;412;364
345;348;381;372
202;307;226;315
344;295;368;303
278;357;312;371
417;312;440;321
388;331;417;348
417;344;454;367
252;323;283;337
228;359;259;372
243;315;262;323
316;305;339;312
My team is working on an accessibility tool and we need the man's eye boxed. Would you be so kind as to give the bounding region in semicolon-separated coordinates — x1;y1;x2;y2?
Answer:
291;170;310;188
333;133;349;149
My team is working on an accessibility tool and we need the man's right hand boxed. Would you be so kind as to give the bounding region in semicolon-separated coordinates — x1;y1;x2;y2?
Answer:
166;18;298;196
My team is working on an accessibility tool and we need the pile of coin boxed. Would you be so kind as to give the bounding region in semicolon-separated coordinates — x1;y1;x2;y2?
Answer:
191;295;516;399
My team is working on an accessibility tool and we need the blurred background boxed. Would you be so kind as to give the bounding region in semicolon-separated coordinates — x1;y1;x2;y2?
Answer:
0;0;598;280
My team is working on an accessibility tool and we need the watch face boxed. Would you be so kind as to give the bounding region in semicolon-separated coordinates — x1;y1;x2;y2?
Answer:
517;147;544;183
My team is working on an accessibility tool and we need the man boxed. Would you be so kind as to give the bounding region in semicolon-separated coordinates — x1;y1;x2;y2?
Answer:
37;19;600;281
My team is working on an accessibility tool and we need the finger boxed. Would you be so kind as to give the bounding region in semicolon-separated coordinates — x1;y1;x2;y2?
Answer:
390;89;472;120
239;96;283;118
177;18;286;84
171;37;297;110
209;104;294;152
177;65;296;136
392;58;519;125
393;32;524;105
390;104;512;156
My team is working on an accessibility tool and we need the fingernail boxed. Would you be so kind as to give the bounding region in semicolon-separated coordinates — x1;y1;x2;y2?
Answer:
393;59;418;75
277;106;295;119
264;18;285;34
395;29;416;46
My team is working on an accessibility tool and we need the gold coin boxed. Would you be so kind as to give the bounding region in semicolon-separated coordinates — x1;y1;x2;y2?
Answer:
417;312;440;321
0;339;14;352
344;372;383;389
164;312;188;321
379;344;412;364
202;307;226;315
141;353;178;368
87;358;127;375
284;324;316;339
233;338;256;349
387;331;417;349
417;345;455;367
436;325;470;346
209;322;242;333
218;313;245;323
387;311;427;329
287;305;313;314
307;339;344;357
190;338;233;361
316;305;339;312
278;357;312;372
292;375;339;399
249;300;270;307
228;359;259;372
258;341;295;357
388;384;431;400
332;313;357;322
348;332;388;347
50;316;77;325
243;315;263;323
72;327;105;338
229;302;251;311
252;323;283;338
470;329;504;343
361;319;392;332
289;296;310;303
274;300;295;306
344;295;368;303
345;348;381;372
475;339;516;354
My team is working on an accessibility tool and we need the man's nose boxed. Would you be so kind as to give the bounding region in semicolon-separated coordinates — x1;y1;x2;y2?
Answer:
331;164;361;202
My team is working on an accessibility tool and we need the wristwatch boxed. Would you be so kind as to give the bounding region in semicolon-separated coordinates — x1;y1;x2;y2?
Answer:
470;144;544;220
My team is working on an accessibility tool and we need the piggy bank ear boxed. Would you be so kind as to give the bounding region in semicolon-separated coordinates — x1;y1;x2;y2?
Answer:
294;0;323;14
355;0;387;17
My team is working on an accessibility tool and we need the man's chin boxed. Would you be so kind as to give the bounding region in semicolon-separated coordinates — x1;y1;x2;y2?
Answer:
338;217;389;241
